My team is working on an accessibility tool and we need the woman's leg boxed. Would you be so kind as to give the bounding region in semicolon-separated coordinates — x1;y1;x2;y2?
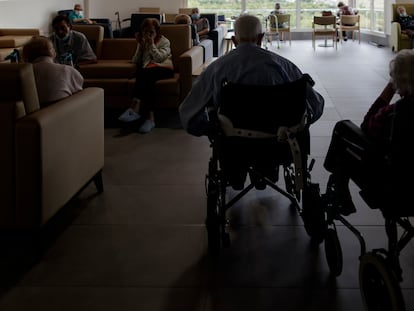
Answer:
133;67;174;133
133;67;174;116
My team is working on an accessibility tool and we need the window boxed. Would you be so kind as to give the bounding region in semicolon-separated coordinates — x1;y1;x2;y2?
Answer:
187;0;384;33
355;0;384;32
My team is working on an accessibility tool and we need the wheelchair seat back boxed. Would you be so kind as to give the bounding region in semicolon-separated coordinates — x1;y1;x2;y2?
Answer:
211;76;310;188
218;76;308;135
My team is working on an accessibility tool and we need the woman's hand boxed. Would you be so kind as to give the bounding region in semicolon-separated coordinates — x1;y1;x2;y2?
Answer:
143;30;155;46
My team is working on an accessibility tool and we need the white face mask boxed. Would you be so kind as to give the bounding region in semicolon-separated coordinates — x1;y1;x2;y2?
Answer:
57;33;70;42
75;10;83;17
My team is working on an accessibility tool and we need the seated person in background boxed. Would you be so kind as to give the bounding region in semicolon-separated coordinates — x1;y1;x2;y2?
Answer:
190;8;210;42
68;3;94;24
174;14;200;46
49;14;97;68
337;1;356;41
118;18;174;134
179;14;324;137
395;6;414;48
174;14;192;25
269;2;287;39
22;36;83;107
324;49;414;215
270;2;284;15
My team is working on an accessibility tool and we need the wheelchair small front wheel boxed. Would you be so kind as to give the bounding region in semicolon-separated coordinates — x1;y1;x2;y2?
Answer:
359;252;405;311
324;228;343;276
302;183;327;244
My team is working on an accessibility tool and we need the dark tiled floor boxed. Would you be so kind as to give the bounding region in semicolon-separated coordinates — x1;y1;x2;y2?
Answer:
1;40;413;311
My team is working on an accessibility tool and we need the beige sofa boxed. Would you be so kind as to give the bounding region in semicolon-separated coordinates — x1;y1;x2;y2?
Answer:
0;63;104;229
390;3;414;52
77;24;204;110
0;28;40;62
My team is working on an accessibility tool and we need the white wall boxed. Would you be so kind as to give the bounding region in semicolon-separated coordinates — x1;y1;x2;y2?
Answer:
87;0;186;24
0;0;185;35
0;0;76;35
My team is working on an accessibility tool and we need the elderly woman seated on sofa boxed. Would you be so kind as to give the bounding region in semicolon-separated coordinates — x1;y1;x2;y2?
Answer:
118;18;174;134
22;36;84;107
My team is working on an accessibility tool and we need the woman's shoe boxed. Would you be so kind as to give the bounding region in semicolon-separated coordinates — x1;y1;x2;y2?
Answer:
118;108;141;122
138;119;155;133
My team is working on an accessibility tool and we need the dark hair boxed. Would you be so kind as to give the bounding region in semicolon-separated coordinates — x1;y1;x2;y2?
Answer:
52;14;72;28
139;18;161;39
337;2;345;8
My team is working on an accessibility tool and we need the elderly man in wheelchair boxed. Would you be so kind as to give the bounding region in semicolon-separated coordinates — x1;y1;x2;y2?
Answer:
322;49;414;311
179;14;325;254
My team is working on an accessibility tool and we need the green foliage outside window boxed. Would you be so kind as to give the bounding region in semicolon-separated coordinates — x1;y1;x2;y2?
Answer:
187;0;384;32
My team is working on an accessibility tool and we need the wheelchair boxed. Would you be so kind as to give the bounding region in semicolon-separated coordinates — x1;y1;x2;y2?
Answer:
205;75;326;255
322;118;414;311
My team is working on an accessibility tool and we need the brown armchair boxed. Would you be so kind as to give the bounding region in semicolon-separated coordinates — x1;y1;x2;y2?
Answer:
0;63;104;229
390;3;414;52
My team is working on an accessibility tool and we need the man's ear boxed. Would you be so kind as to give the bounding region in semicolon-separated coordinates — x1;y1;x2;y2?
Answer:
231;35;238;47
257;32;265;46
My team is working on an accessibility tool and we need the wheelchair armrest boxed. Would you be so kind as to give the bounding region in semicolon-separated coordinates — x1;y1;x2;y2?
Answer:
324;120;387;173
302;73;315;87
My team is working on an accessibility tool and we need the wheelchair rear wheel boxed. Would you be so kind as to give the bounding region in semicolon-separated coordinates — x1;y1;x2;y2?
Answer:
324;228;343;276
206;173;230;256
301;182;327;244
359;252;405;311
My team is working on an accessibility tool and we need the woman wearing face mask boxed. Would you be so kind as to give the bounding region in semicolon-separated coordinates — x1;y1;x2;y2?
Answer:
68;4;93;24
190;8;210;41
117;18;174;134
49;14;97;68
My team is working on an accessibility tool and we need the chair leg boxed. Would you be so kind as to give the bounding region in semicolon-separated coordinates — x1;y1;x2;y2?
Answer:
93;170;104;193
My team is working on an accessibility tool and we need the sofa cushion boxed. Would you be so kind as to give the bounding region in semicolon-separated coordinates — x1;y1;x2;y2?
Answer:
100;39;137;59
83;78;133;96
79;60;136;79
154;74;180;95
0;35;33;48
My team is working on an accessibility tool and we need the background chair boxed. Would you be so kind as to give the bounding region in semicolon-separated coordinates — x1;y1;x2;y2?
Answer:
178;8;193;15
138;7;161;13
72;24;104;56
0;63;104;229
312;15;337;50
130;13;164;36
57;9;113;38
266;14;291;48
390;3;414;52
338;15;360;43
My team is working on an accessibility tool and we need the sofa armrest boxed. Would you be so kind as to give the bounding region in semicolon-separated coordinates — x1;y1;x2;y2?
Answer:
209;25;226;57
390;22;402;52
179;46;204;100
15;87;104;226
0;28;40;36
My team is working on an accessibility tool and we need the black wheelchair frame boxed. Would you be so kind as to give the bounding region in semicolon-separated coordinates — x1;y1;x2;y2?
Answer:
321;119;414;311
204;76;326;255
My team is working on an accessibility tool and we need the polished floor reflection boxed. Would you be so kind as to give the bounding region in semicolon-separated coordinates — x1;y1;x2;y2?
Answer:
1;40;413;311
